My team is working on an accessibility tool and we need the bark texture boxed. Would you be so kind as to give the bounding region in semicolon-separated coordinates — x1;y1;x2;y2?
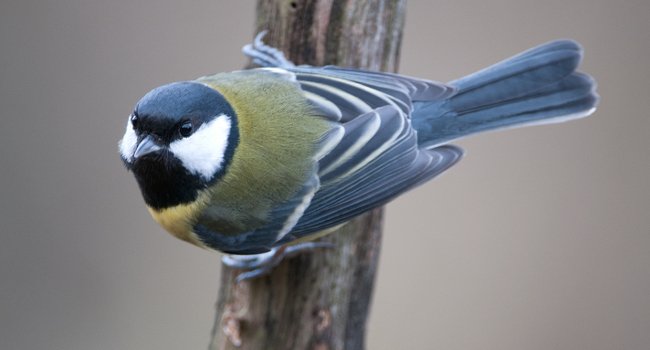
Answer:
209;1;406;349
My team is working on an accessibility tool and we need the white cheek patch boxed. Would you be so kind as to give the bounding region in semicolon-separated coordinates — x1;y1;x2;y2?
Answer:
119;118;138;162
170;115;232;180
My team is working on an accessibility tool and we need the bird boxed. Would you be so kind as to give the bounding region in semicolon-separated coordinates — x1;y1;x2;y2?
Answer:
119;33;598;279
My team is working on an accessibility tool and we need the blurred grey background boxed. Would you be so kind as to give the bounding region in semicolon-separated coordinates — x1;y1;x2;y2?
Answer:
1;0;648;349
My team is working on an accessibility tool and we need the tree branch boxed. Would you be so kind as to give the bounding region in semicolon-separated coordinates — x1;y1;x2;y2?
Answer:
209;1;406;349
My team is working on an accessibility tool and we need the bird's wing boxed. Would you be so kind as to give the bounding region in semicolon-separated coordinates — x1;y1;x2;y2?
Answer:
277;105;462;243
274;68;460;243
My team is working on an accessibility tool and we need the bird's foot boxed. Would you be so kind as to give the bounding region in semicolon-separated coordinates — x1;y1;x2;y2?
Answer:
222;242;335;282
242;30;296;68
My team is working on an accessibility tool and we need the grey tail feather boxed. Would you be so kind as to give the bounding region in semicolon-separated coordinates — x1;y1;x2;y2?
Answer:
412;40;599;148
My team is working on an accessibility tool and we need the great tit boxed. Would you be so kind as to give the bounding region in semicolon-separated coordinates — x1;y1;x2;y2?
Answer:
119;34;598;267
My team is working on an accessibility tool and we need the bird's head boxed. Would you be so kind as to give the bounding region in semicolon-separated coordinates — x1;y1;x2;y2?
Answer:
119;81;239;209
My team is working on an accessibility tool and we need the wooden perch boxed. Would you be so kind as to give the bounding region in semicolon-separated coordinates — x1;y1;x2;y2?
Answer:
209;1;407;349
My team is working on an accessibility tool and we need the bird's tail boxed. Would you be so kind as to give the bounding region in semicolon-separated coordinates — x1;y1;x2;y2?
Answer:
412;40;599;148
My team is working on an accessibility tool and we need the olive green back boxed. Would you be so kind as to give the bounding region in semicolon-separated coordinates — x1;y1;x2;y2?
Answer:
196;71;329;234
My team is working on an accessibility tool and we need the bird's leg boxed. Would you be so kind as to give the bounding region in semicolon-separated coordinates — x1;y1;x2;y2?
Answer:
222;241;335;282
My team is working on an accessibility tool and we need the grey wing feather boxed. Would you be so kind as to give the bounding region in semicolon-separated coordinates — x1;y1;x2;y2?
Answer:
278;105;463;242
292;66;455;121
269;68;462;243
318;106;406;182
319;66;456;101
291;146;460;235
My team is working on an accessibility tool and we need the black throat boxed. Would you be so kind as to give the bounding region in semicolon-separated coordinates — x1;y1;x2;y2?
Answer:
131;151;205;210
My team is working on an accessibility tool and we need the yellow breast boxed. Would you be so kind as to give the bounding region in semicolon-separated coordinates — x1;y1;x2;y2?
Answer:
147;200;207;248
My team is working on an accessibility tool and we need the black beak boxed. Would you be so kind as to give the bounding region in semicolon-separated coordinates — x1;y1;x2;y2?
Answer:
134;135;162;159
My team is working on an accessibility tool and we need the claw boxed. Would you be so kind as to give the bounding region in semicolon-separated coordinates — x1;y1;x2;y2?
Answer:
242;30;296;68
222;242;335;282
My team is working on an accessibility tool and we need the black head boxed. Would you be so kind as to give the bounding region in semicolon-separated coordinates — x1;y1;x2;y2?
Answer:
119;81;239;209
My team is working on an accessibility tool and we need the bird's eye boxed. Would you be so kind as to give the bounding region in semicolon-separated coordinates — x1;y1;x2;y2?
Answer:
130;114;139;128
179;121;193;137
